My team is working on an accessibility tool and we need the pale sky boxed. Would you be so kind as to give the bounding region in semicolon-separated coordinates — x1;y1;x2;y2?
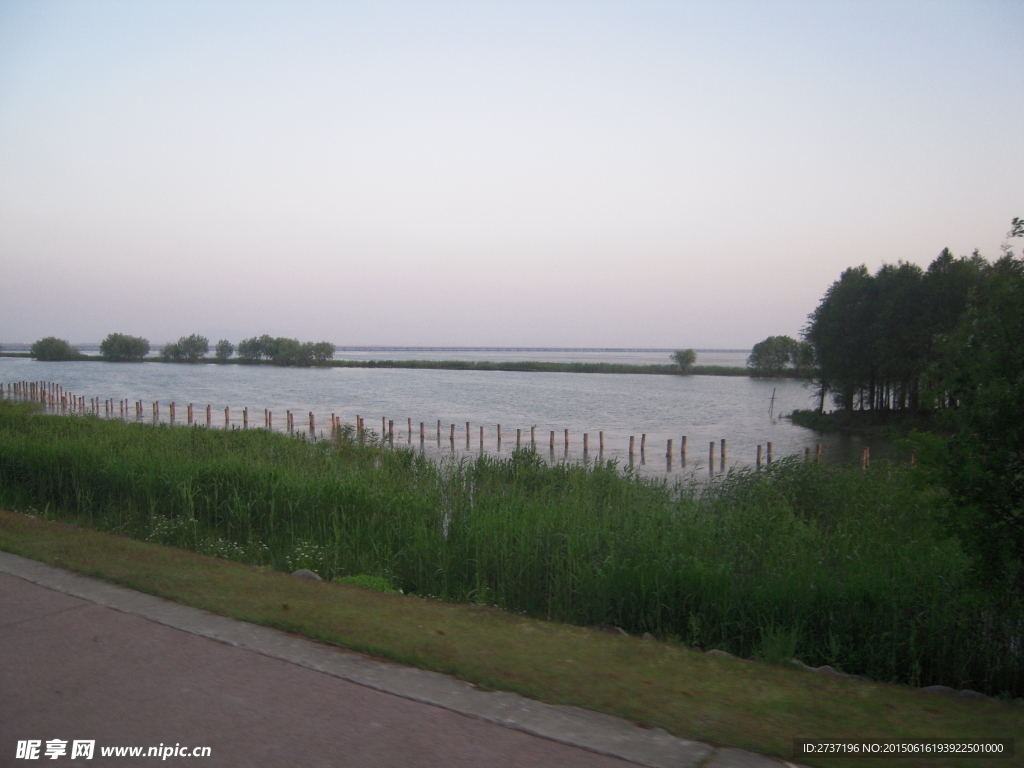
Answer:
1;1;1021;347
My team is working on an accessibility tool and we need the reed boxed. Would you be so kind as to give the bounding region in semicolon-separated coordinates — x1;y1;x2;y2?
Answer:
0;400;1019;697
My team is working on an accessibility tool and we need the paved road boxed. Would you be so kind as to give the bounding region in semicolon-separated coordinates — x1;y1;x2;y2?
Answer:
1;572;646;767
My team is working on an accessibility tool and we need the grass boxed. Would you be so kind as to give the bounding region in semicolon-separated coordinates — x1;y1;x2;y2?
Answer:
0;398;1021;703
1;509;1020;768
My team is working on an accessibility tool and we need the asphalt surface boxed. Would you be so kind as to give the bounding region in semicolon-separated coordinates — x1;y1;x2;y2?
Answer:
0;554;798;768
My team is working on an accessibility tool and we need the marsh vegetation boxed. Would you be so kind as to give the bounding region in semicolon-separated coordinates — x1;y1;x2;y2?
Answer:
0;399;1019;698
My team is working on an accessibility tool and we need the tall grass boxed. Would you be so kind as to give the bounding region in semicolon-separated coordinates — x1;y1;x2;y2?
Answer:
0;400;1019;696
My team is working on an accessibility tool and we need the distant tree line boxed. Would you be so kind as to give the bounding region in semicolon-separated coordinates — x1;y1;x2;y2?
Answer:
236;335;335;366
25;333;333;368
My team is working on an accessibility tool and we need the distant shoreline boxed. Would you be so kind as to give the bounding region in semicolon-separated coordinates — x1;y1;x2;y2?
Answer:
0;352;761;377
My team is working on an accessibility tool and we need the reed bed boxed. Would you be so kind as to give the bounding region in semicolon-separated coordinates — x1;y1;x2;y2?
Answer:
0;399;1019;697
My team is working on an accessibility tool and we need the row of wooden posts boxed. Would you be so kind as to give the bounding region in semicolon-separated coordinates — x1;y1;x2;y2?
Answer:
5;380;879;470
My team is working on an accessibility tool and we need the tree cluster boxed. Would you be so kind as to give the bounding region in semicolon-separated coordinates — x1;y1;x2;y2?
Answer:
161;334;210;363
30;337;84;361
746;336;814;377
236;335;335;366
99;333;150;362
803;243;1020;413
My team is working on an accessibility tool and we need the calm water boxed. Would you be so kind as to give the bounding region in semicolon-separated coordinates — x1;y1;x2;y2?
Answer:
0;351;894;478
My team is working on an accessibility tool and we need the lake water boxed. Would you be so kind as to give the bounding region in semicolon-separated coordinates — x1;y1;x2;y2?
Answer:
0;349;894;478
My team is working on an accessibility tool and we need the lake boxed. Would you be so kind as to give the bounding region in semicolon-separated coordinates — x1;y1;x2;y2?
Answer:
0;349;892;478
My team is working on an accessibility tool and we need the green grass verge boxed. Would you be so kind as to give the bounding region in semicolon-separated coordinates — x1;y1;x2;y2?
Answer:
2;509;1020;768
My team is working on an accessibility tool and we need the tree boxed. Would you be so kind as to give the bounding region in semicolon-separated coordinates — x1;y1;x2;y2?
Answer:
747;336;798;377
932;222;1024;588
30;337;81;361
671;349;697;373
311;341;335;363
215;339;235;360
178;334;209;362
99;333;150;362
161;341;182;361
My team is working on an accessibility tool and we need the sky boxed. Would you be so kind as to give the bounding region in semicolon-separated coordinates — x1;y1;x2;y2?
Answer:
1;1;1021;348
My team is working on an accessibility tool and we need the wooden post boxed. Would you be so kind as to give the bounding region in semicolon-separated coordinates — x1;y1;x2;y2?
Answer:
497;424;502;442
910;450;916;467
408;417;412;439
640;434;646;454
629;436;635;456
599;431;605;451
421;422;425;441
862;447;870;469
721;438;726;463
550;430;555;450
681;435;687;461
466;422;471;442
437;420;441;440
804;446;810;461
268;411;273;430
244;407;249;429
517;428;521;448
225;406;229;428
816;444;822;462
709;441;715;468
450;423;455;441
388;419;394;441
756;445;762;469
170;402;175;423
531;425;536;445
564;428;569;448
188;404;193;425
479;425;483;446
583;433;589;452
666;438;673;458
206;405;211;427
311;412;316;437
382;416;386;435
766;441;773;465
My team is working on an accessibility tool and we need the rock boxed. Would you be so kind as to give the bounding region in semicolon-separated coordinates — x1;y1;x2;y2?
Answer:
642;632;656;641
594;625;628;635
921;685;957;696
815;665;847;678
790;658;815;671
290;569;322;581
707;649;735;659
957;689;993;701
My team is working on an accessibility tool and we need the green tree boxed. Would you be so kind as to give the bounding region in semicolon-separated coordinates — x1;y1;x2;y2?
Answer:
215;339;235;360
99;333;150;362
178;334;209;362
747;336;798;377
161;341;182;361
311;341;335;363
30;337;81;361
671;349;697;373
932;221;1024;588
